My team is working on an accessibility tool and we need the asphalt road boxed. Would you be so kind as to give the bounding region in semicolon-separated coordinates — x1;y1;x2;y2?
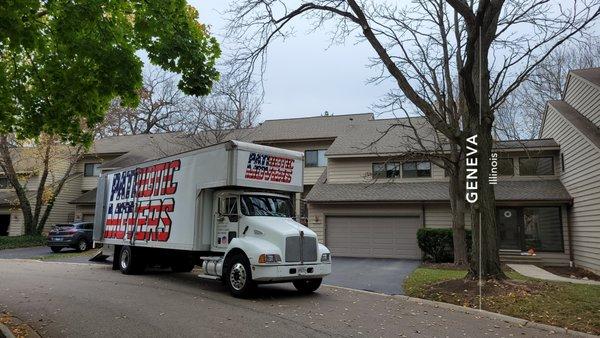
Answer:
0;259;570;337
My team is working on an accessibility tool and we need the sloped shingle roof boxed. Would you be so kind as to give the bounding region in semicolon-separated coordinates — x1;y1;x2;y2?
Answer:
306;174;571;203
252;113;373;142
571;68;600;87
95;129;257;170
70;188;97;205
325;117;556;156
494;139;559;150
326;117;439;156
548;100;600;150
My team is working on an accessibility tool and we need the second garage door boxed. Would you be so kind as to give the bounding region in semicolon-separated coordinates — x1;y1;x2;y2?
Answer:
326;216;422;259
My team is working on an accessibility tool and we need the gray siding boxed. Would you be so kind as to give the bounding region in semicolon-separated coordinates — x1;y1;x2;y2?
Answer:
327;157;446;183
542;105;600;273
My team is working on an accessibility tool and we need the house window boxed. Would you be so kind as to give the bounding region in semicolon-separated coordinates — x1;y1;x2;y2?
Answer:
305;150;327;167
0;177;9;189
402;161;431;178
372;162;400;178
519;157;554;176
84;163;101;177
497;158;514;176
560;153;565;172
523;207;563;252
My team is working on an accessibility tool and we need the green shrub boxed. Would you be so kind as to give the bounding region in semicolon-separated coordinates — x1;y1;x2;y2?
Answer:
0;235;47;250
417;228;472;263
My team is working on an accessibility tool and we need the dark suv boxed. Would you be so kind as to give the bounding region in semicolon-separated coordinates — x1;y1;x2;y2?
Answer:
47;222;93;253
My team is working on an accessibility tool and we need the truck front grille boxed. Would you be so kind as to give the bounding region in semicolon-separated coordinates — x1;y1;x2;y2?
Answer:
285;235;317;263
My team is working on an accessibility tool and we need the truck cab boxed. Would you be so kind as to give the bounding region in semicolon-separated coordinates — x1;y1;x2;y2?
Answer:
205;190;331;297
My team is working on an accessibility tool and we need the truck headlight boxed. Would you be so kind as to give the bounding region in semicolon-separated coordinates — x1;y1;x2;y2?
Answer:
321;253;331;262
258;254;281;264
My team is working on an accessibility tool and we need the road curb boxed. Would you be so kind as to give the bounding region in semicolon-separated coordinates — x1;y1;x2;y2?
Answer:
0;322;15;338
0;314;42;338
323;284;597;338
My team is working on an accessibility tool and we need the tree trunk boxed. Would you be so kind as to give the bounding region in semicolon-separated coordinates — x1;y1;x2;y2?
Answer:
467;116;506;280
0;136;36;235
449;148;468;266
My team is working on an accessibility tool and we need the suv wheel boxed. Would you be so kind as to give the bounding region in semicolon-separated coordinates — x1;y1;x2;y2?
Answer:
50;246;62;253
224;253;256;298
76;239;89;252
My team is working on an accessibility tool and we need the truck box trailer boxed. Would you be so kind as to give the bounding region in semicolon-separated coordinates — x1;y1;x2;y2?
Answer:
93;140;331;297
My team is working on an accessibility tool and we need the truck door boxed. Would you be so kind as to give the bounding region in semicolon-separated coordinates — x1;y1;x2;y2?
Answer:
213;194;240;250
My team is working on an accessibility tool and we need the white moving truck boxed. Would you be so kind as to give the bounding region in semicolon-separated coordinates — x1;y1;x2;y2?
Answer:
93;141;331;297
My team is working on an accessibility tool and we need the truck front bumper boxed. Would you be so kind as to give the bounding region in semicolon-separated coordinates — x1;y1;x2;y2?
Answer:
251;262;331;282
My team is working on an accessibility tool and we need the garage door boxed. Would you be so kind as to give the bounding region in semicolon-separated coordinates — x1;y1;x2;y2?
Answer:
326;216;421;259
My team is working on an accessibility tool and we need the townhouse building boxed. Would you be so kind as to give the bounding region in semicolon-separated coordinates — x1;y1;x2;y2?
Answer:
1;67;599;273
541;68;600;273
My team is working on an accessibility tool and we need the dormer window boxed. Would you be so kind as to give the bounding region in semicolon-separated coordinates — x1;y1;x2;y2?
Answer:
372;162;400;178
84;163;101;177
519;157;554;176
498;158;514;176
402;161;431;178
305;150;327;167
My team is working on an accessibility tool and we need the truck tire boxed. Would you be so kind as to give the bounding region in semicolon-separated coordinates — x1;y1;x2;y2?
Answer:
119;246;144;275
224;253;256;298
112;245;121;270
293;278;323;294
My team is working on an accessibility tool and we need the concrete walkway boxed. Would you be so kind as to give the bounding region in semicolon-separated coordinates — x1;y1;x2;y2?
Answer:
508;264;600;285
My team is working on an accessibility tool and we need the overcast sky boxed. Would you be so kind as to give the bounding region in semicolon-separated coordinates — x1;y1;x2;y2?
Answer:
190;0;396;122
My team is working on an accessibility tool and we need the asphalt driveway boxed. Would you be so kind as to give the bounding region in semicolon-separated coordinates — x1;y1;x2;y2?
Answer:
323;257;421;295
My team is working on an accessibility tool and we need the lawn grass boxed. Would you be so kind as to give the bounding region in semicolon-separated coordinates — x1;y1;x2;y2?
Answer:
404;267;600;335
29;250;93;261
0;235;47;250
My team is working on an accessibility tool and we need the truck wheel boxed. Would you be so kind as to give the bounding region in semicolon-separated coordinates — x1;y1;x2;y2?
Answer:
293;278;323;293
76;239;89;252
50;246;62;253
112;245;121;270
224;253;256;298
119;246;144;275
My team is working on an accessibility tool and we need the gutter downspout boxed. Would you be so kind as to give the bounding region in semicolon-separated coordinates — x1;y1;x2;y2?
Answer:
567;204;575;267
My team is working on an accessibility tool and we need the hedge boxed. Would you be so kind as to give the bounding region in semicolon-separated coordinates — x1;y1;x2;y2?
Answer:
0;235;47;250
416;228;472;263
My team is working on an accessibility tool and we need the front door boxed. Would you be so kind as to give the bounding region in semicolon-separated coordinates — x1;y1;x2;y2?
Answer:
497;208;521;250
212;194;240;250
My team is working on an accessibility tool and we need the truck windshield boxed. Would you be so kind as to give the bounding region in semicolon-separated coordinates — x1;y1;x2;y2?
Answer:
240;195;293;217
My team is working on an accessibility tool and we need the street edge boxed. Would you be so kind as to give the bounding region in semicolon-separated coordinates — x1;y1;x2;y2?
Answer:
0;322;15;338
323;284;597;338
0;314;42;338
